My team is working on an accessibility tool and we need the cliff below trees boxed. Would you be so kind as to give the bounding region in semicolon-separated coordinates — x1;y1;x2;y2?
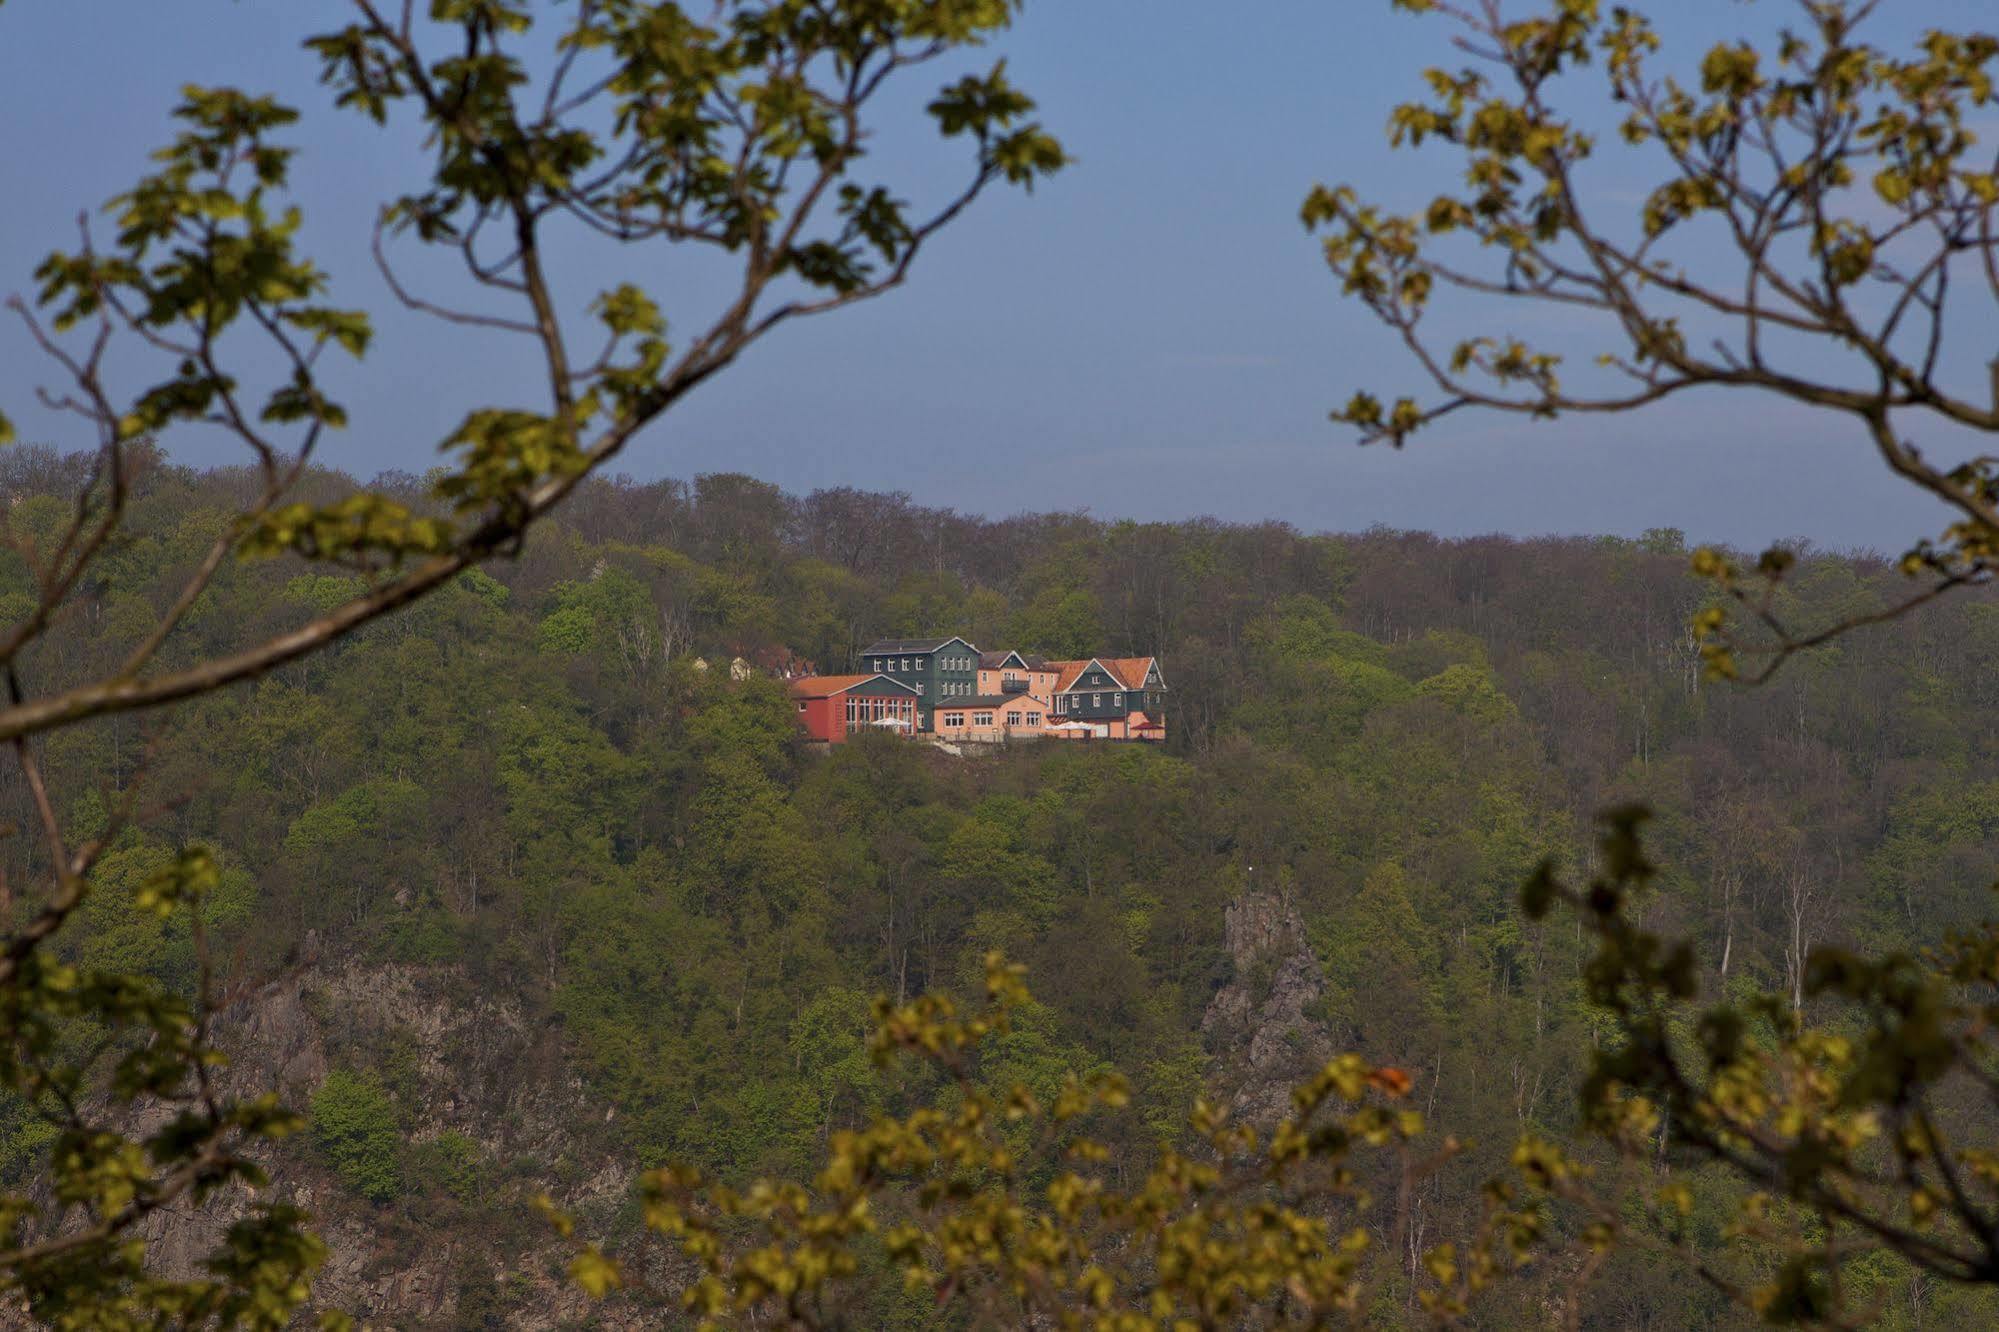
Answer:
1201;887;1335;1127
8;464;1998;1325
135;963;637;1330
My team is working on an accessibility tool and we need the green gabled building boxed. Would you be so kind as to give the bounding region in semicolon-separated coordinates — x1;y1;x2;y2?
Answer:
857;636;980;731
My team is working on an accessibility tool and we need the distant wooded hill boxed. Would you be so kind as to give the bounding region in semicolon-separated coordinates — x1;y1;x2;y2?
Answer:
8;451;1995;1326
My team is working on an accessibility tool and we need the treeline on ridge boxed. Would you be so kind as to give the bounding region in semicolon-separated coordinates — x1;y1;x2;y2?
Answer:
3;447;1995;1325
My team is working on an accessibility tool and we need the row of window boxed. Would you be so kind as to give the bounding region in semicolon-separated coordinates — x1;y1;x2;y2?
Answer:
904;680;984;699
1056;692;1120;713
842;696;913;721
870;654;975;674
1051;689;1163;714
939;710;1044;729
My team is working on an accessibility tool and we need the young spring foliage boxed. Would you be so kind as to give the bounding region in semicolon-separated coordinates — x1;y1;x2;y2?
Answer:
1305;0;1999;682
0;0;1061;1323
549;952;1549;1330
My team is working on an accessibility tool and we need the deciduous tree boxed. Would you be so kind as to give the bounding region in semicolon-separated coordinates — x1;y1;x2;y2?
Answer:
0;0;1061;1322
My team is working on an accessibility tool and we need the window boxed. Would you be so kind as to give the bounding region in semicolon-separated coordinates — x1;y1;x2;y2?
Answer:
973;711;994;727
798;701;808;712
915;682;924;695
942;712;965;728
1092;693;1102;707
1026;711;1041;726
1112;692;1122;708
1006;712;1021;726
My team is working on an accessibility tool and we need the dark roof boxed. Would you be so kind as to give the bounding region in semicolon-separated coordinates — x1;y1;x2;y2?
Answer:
978;649;1049;670
860;637;972;655
942;694;1044;709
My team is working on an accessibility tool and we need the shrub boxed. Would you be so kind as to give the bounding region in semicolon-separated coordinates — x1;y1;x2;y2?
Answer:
309;1069;402;1204
407;1130;483;1203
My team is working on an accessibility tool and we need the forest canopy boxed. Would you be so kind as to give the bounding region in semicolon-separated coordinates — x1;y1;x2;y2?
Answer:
1;0;1998;1327
1;451;1993;1324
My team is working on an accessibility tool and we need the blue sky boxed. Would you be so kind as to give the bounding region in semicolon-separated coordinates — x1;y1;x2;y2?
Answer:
1;1;1995;552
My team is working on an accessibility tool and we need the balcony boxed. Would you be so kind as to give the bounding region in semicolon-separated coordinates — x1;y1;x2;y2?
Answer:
1000;676;1029;693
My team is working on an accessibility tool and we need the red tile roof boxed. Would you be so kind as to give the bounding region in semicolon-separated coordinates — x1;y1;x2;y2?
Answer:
1048;657;1159;692
789;673;912;699
1047;659;1091;692
1101;657;1158;690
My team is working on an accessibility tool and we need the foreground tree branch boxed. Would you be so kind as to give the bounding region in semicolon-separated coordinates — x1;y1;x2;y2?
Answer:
0;1;1064;1323
1307;0;1999;679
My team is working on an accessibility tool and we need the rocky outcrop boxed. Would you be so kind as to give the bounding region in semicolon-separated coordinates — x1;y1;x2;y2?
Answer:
1201;889;1333;1126
132;962;650;1330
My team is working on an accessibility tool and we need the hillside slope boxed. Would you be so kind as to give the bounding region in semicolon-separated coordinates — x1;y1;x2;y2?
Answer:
8;458;1998;1325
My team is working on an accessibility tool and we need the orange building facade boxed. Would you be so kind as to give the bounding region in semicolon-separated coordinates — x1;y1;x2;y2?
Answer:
931;694;1051;743
975;650;1058;704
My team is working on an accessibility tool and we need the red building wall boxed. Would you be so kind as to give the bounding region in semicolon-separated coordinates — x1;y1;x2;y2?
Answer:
796;694;840;743
795;688;916;743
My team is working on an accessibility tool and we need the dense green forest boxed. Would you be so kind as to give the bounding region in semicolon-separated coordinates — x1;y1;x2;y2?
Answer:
4;448;1993;1325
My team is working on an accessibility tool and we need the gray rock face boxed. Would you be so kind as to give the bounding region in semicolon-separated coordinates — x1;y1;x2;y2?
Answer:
1201;889;1333;1126
128;962;654;1330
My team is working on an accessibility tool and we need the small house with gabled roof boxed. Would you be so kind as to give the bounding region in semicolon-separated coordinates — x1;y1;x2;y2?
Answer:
1046;656;1168;741
976;650;1058;703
